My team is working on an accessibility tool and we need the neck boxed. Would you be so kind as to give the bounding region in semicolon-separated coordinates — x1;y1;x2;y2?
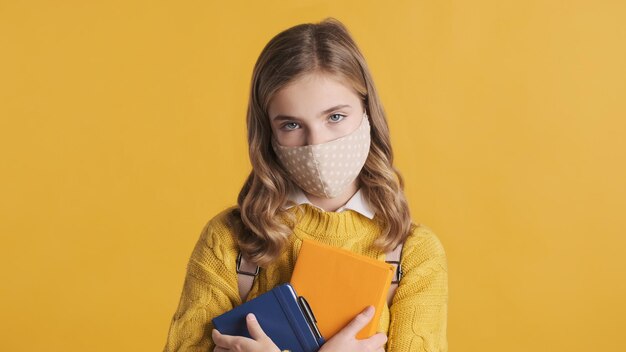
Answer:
304;181;359;212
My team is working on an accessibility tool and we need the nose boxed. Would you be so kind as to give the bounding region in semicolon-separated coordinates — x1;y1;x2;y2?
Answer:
305;125;328;146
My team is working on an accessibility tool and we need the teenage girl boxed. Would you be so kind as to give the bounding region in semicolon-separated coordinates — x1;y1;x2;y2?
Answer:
163;18;448;352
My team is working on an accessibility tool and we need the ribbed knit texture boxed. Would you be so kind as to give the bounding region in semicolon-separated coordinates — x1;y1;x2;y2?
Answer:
163;204;448;352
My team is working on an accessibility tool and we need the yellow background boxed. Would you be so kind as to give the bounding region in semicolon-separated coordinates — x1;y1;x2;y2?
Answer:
1;1;625;351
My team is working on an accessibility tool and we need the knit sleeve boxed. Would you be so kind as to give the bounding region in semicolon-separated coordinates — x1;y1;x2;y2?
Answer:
163;212;241;352
386;225;449;352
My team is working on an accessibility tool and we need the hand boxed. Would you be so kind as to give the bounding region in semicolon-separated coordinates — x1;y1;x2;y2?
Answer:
212;313;281;352
319;306;388;352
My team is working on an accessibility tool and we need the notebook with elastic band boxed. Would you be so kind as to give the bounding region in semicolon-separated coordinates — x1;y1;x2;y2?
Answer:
212;283;324;352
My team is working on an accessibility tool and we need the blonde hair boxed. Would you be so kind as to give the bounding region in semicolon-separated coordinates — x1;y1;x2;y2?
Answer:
232;17;414;267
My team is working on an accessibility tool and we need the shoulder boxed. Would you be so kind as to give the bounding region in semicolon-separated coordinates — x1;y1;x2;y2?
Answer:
183;207;242;300
400;224;448;274
190;206;240;263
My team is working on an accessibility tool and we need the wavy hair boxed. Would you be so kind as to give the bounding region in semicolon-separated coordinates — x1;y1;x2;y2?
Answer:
232;17;414;267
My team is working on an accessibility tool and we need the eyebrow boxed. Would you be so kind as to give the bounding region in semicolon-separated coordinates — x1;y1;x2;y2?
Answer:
272;104;352;121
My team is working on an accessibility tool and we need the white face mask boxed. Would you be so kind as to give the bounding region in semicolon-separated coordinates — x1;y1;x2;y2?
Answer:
272;112;371;198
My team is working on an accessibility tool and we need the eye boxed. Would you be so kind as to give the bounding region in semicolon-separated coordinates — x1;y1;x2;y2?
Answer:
328;113;346;123
281;122;300;131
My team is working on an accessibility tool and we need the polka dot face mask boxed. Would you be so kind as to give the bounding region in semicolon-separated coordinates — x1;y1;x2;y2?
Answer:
272;112;371;198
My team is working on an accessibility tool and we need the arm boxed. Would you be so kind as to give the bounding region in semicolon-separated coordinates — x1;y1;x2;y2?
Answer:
386;225;449;352
163;215;241;352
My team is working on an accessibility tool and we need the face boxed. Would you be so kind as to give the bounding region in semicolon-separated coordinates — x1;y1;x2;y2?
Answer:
267;72;365;147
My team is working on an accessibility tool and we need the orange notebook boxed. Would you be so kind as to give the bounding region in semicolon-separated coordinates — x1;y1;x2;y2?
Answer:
290;238;395;340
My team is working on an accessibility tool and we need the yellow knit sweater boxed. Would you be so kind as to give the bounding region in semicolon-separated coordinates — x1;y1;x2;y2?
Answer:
163;204;448;351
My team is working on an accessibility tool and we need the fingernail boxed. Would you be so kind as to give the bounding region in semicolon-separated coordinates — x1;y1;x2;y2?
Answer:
364;306;374;317
247;313;256;321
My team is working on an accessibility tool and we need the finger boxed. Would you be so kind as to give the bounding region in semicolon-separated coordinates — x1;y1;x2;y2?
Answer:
338;305;375;338
213;329;259;351
212;329;238;347
213;347;230;352
364;332;388;349
245;313;269;340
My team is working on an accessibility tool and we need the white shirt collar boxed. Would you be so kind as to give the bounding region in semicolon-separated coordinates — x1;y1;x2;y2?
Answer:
285;187;375;219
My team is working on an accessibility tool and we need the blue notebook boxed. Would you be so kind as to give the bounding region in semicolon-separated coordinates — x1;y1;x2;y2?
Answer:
212;283;324;352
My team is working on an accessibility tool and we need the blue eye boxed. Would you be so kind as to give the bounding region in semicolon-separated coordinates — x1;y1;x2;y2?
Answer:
329;114;346;122
282;122;300;130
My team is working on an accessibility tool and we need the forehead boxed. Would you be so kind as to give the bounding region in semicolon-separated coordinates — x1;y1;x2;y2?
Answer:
268;72;360;118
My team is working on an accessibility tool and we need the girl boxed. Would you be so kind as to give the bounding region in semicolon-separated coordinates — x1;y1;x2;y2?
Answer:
163;18;448;352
